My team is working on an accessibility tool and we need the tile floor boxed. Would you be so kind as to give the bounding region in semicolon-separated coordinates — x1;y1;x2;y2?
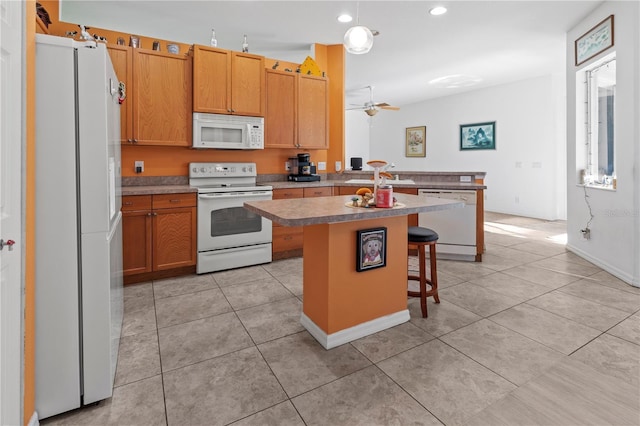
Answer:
43;212;640;426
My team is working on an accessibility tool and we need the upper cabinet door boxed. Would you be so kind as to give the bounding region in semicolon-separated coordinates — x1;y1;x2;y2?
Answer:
132;49;193;146
298;74;329;149
264;69;296;148
192;45;264;116
107;45;133;144
193;45;231;114
230;52;265;116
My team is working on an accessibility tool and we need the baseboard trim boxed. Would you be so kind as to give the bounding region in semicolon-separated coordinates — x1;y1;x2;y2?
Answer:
566;244;639;287
28;411;39;426
300;310;410;349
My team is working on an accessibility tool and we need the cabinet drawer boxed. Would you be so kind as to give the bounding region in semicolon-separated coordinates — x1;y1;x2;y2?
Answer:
272;226;303;252
152;193;197;209
273;188;304;199
122;195;152;211
304;186;332;197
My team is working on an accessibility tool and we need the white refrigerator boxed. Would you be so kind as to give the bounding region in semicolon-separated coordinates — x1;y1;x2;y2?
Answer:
34;34;123;419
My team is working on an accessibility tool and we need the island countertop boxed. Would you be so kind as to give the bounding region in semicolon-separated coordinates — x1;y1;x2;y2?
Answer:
244;193;464;227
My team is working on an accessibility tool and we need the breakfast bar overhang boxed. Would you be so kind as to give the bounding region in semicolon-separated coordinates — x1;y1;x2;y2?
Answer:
244;193;463;349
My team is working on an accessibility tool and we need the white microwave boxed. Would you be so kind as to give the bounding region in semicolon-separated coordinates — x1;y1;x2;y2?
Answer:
193;113;264;150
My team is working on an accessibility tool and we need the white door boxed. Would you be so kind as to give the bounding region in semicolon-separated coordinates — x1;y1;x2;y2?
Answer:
0;0;25;425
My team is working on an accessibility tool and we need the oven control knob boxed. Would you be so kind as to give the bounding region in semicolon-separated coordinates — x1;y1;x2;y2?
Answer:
192;167;198;173
200;167;206;173
248;166;253;172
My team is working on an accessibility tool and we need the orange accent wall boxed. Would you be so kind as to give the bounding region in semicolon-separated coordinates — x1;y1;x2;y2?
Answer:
326;44;345;173
25;2;36;424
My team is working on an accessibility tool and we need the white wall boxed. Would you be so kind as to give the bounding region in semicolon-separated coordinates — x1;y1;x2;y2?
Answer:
345;111;370;169
566;1;640;286
347;75;567;220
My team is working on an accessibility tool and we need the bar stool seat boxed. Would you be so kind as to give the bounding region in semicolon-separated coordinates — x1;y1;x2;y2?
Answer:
408;226;439;318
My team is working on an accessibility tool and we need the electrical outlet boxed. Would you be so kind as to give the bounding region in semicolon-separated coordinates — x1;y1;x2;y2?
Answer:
318;162;326;171
335;161;342;171
134;161;144;173
581;228;591;239
285;161;291;172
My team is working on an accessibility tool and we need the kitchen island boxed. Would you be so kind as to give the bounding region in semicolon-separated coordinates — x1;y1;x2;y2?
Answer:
244;193;463;349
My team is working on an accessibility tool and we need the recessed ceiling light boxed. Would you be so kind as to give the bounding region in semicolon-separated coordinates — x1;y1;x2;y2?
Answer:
429;6;447;16
337;14;353;23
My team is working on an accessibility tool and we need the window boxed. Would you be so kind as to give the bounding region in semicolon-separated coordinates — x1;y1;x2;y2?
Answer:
580;54;616;188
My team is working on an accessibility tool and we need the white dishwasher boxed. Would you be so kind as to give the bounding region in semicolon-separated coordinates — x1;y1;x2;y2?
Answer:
418;190;477;261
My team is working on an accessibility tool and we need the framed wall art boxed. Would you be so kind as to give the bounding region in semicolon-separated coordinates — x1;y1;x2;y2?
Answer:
460;121;495;150
575;15;614;66
356;227;387;272
405;126;426;157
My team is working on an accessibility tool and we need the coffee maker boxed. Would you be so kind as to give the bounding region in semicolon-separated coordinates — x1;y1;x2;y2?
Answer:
288;153;321;182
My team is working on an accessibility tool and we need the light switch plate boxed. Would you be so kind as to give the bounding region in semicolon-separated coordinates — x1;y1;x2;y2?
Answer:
318;162;326;171
335;161;342;171
134;161;144;173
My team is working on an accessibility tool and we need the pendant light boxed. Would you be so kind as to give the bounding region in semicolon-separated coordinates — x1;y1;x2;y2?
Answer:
344;3;373;54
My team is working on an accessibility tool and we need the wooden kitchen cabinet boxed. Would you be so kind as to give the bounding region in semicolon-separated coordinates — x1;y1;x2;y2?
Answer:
107;46;192;146
264;69;297;148
298;74;329;149
265;72;329;149
192;45;265;116
122;193;197;284
271;186;332;259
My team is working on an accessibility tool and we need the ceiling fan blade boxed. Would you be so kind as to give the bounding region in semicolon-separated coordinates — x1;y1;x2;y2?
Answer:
377;104;400;110
346;106;366;111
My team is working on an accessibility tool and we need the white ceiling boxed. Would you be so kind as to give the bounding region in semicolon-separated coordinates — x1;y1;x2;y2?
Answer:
60;0;601;108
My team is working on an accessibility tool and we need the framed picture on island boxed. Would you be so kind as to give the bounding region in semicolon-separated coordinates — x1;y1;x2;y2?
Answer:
356;227;387;272
405;126;426;157
460;121;496;150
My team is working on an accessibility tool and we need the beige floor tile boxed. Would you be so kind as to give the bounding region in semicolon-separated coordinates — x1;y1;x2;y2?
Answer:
527;290;630;331
559;279;640;313
490;304;601;355
529;256;601;278
274;274;303;296
468;272;551;302
509;240;567;257
607;314;640;345
476;253;531;272
221;276;293;310
152;274;217;299
262;257;303;277
587;270;640;294
42;375;166;426
114;330;160;387
436;260;497;281
123;282;154;312
158;312;253;371
408;298;482;337
550;251;600;267
120;306;156;338
484;244;545;263
571;333;640;387
468;357;640;426
258;331;371;397
236;297;304;344
292;365;442;426
407;265;467;289
351;322;434;363
378;339;516;426
155;288;232;328
230;401;305;426
439;283;523;317
501;264;582;289
483;231;529;247
164;347;287;426
212;265;272;287
441;319;564;385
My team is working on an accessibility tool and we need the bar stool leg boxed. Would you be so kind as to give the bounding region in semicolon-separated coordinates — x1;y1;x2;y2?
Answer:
418;244;428;318
429;243;439;304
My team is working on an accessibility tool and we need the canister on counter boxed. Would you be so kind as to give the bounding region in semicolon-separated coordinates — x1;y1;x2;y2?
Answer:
376;185;393;208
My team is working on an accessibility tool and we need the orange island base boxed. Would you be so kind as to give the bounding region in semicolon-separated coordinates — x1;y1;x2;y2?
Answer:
244;193;463;349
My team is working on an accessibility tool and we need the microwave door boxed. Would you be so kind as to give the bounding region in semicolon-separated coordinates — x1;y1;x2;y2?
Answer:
196;123;245;148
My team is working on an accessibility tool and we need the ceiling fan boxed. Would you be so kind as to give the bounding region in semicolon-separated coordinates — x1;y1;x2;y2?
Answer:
347;86;400;116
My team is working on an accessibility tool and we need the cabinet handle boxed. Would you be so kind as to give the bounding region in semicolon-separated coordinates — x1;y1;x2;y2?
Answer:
147;212;152;216
133;139;138;144
127;139;133;144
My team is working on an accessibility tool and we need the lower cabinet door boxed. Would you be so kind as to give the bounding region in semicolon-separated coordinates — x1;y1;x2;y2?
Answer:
122;210;153;275
152;206;197;270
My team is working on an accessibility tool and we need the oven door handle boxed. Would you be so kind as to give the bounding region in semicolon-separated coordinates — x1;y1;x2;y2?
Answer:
198;192;272;200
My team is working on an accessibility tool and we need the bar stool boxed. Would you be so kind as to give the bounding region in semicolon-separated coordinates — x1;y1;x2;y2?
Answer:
408;226;439;318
